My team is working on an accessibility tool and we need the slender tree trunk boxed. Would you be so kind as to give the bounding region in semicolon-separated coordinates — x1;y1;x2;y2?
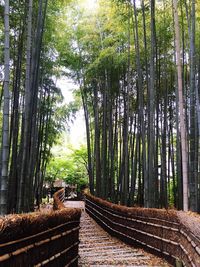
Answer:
161;95;168;208
0;0;10;215
108;96;115;200
197;56;200;212
148;0;156;208
123;8;131;205
8;20;25;213
141;0;148;207
81;87;94;194
132;0;146;207
93;82;101;196
188;0;197;211
17;0;33;212
113;99;119;201
129;113;137;205
26;0;48;211
169;107;177;208
101;81;108;198
161;20;168;208
173;0;188;211
118;95;123;202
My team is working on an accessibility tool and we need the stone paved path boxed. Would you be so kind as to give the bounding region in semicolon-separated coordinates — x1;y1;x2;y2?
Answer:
65;201;171;267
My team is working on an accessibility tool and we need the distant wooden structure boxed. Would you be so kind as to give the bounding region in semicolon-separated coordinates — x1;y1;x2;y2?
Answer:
53;179;67;188
43;179;77;199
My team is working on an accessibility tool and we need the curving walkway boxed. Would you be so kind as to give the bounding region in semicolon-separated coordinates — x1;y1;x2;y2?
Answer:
64;201;171;267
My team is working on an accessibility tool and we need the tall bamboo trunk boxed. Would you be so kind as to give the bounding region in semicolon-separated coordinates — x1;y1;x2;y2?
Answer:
188;0;198;211
0;0;10;215
94;83;101;196
101;82;108;198
8;22;25;213
173;0;188;211
141;0;148;207
132;0;145;207
28;0;48;211
17;0;33;213
81;87;94;194
147;0;156;208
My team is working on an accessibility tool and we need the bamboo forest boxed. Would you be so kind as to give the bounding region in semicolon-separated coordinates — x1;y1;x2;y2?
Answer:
1;0;200;216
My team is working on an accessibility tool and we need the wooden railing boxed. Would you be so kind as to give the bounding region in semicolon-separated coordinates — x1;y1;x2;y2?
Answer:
0;189;81;267
53;188;66;210
85;194;200;267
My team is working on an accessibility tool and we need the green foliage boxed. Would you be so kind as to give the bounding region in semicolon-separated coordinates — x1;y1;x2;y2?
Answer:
65;91;82;124
45;145;88;191
56;0;129;86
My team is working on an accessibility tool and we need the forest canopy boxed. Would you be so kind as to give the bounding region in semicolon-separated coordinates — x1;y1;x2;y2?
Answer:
0;0;200;214
57;0;200;212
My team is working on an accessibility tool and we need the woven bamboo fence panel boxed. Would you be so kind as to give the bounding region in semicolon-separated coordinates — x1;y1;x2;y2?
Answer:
85;194;200;267
0;189;81;267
